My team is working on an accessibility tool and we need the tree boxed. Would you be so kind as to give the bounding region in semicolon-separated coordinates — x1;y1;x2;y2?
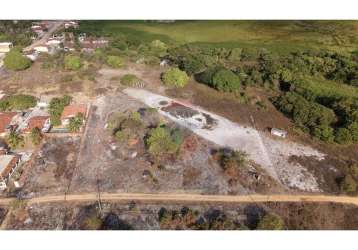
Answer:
49;95;72;126
340;174;357;193
146;127;181;158
120;74;141;86
162;68;189;88
67;112;84;132
312;125;334;142
257;213;285;230
64;55;81;70
30;127;43;145
3;49;31;71
0;94;36;111
106;55;123;68
212;69;241;92
335;128;353;144
6;131;24;149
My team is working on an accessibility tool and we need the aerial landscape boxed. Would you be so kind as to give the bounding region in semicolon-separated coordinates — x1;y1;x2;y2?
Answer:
1;20;358;230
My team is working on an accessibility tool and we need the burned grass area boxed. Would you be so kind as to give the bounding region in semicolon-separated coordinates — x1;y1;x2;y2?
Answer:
19;136;81;196
4;201;358;230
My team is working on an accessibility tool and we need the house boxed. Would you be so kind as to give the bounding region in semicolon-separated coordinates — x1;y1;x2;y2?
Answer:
60;104;88;126
79;37;108;52
46;38;63;46
64;21;79;29
0;112;19;137
34;45;49;53
271;128;287;138
22;116;51;133
0;42;13;53
0;154;20;190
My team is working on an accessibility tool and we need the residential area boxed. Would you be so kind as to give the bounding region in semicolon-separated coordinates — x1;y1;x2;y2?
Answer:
0;20;358;230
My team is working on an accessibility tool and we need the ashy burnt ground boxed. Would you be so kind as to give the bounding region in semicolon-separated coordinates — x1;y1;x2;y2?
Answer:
3;201;358;230
70;91;283;195
20;136;81;197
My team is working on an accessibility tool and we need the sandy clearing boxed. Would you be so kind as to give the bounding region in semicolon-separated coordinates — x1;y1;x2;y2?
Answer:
123;88;325;192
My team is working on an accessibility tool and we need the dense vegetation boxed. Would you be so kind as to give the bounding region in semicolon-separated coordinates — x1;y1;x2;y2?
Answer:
0;21;34;46
161;68;189;88
48;95;71;126
0;94;36;111
64;55;82;70
3;49;32;71
67;113;84;132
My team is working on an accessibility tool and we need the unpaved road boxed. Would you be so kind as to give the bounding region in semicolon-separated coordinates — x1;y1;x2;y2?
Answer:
23;21;64;52
1;193;358;206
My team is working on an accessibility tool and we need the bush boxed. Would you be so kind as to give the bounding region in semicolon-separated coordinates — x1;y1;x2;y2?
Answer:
6;131;24;149
64;55;82;70
106;55;123;68
67;112;84;132
340;174;357;193
146;126;182;158
3;49;31;71
212;69;241;92
257;213;285;230
120;74;141;86
162;68;189;88
30;127;43;145
49;95;72;126
335;128;353;144
0;94;36;111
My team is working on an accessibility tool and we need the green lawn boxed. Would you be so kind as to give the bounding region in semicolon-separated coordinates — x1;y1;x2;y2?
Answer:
79;20;358;54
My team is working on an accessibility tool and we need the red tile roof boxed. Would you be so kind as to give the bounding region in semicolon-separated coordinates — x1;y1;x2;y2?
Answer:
24;116;49;132
61;104;87;120
0;112;18;133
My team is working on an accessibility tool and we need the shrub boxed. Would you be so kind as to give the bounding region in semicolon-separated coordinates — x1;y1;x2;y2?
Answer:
106;55;123;68
4;49;31;70
146;126;182;158
6;131;24;149
162;68;189;88
257;213;285;230
0;94;36;111
64;55;81;70
48;95;72;126
67;112;84;132
212;69;241;92
120;74;141;86
30;127;43;145
335;128;353;144
340;174;357;193
312;125;334;142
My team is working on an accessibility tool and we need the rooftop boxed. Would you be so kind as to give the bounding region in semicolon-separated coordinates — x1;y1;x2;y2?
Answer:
0;112;18;133
61;104;87;120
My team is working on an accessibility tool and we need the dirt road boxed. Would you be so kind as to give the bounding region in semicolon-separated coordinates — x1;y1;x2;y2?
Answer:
1;193;358;206
23;21;64;52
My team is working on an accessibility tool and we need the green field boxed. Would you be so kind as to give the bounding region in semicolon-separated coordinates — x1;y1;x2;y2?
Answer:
79;20;358;54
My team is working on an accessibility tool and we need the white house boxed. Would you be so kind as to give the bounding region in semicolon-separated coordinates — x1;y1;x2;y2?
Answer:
0;154;20;190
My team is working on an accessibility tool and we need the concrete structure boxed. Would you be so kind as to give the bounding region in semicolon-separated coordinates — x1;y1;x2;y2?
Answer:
64;21;79;29
271;128;288;138
0;154;19;190
0;42;13;53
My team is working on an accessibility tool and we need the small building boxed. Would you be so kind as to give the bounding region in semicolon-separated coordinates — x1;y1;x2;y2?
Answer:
60;104;88;126
0;140;8;155
0;154;20;190
271;128;287;138
34;45;49;53
160;59;169;67
0;112;19;137
22;116;51;133
24;50;39;61
0;42;13;53
64;21;79;29
79;37;108;52
63;40;76;52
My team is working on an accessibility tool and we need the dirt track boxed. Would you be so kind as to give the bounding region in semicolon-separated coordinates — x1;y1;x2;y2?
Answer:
1;193;358;206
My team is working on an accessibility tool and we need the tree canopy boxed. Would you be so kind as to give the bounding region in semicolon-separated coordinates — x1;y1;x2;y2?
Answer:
161;68;189;88
3;49;31;71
